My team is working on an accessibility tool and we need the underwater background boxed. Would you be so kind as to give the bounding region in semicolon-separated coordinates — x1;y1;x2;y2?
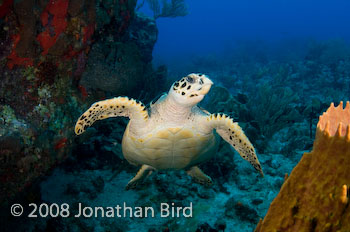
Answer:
0;0;349;231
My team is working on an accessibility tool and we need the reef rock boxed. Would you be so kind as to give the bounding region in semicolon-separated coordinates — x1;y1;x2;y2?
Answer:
0;0;162;204
128;13;158;63
79;12;159;97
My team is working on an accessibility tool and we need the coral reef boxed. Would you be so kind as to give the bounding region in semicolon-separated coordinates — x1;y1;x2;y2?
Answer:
1;5;350;229
0;0;164;204
247;83;303;152
203;84;306;154
248;84;301;140
128;12;158;63
255;101;350;232
79;11;162;99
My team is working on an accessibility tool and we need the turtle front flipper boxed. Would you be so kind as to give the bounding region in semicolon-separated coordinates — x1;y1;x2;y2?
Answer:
126;164;154;190
206;113;264;176
186;166;213;186
75;97;148;135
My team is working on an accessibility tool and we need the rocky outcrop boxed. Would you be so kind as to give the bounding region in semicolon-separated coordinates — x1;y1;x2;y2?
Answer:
79;12;159;97
0;0;164;203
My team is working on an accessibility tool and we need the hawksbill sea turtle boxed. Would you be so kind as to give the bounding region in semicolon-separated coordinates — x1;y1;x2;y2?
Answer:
75;73;263;189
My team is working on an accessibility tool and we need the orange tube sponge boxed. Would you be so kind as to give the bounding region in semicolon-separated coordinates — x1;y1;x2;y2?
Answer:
255;101;350;232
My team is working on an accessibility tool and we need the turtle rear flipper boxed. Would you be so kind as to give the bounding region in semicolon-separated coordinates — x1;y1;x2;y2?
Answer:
187;166;213;186
125;164;155;190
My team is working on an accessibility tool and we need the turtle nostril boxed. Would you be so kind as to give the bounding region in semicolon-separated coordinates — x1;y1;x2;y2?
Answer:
186;76;195;83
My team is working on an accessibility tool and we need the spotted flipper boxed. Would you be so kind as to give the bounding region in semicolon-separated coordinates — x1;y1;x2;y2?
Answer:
206;113;263;176
75;97;148;135
186;166;213;186
126;164;154;190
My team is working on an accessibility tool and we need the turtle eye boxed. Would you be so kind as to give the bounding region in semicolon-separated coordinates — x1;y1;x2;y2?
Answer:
186;76;195;83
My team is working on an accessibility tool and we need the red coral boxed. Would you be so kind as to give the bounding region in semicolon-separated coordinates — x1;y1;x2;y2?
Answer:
36;0;69;55
40;10;49;27
7;33;34;69
78;85;88;100
54;137;68;150
64;45;79;59
83;23;95;44
0;0;13;18
36;31;55;55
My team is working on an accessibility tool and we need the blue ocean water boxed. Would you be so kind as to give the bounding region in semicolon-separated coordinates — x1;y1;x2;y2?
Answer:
1;0;349;231
150;0;350;66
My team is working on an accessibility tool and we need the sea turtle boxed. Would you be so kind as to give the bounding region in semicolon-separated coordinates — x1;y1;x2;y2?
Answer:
75;73;263;189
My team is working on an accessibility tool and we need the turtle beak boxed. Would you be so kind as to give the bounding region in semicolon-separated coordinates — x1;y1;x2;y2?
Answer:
199;77;213;95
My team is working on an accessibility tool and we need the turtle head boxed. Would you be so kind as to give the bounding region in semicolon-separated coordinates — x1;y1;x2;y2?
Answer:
169;73;213;107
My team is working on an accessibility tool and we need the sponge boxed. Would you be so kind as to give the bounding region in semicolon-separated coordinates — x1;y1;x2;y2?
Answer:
255;101;350;232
